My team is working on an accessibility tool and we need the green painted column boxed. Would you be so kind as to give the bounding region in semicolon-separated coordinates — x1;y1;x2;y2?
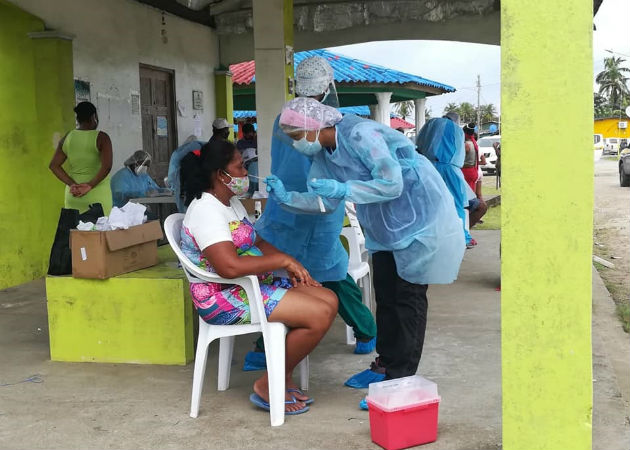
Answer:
0;1;74;289
501;1;593;449
215;69;234;141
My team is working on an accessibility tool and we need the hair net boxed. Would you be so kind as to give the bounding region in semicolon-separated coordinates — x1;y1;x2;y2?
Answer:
296;56;333;95
124;150;151;167
279;97;342;134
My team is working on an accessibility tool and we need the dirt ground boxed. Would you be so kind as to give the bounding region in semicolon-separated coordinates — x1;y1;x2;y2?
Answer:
593;157;630;331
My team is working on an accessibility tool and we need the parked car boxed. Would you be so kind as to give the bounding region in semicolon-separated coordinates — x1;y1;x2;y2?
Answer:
620;149;630;187
604;137;621;155
478;135;501;173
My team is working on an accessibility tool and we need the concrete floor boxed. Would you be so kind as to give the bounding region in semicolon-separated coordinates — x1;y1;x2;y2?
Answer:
0;230;628;449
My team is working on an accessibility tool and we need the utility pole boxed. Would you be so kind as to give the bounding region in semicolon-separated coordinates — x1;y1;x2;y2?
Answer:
476;74;482;132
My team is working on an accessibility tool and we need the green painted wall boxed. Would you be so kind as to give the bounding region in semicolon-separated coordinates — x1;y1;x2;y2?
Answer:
215;70;234;141
501;1;593;449
0;1;74;290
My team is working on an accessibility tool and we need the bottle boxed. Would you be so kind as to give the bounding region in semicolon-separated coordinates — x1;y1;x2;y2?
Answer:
254;201;262;221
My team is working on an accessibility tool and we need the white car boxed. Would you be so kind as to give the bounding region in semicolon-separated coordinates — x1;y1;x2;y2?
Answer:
478;135;501;173
604;137;620;155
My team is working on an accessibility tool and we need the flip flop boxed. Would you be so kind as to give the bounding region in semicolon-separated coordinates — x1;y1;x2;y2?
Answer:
249;393;310;415
287;388;314;405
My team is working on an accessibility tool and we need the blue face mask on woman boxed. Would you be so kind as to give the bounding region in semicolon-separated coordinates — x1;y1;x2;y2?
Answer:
292;130;322;156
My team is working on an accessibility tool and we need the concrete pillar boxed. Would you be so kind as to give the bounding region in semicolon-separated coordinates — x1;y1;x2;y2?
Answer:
414;97;426;132
252;0;294;179
214;69;234;141
372;92;392;126
501;1;593;449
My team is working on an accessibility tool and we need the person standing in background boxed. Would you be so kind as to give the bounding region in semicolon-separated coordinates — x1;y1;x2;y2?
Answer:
49;101;113;214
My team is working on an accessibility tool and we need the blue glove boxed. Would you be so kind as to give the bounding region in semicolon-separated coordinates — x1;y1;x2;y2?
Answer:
308;178;348;199
265;175;290;203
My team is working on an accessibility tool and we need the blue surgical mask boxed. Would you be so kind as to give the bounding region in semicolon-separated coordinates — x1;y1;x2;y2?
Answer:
292;130;322;156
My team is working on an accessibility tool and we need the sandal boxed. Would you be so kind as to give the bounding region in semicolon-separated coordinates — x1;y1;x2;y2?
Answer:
249;393;309;415
287;388;314;405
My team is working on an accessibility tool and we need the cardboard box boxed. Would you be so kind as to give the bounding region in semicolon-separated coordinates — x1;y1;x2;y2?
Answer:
240;198;267;216
70;221;164;279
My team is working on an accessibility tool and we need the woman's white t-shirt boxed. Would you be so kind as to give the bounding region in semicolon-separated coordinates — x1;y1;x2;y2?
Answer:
183;192;249;252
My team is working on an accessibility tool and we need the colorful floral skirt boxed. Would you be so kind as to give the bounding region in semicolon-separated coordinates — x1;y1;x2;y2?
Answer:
190;275;292;325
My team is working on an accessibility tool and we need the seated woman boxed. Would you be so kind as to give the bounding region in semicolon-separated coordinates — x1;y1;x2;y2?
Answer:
180;139;338;415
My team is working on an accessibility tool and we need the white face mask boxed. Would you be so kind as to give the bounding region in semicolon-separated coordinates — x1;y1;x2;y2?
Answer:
135;165;148;176
222;170;250;197
292;130;322;156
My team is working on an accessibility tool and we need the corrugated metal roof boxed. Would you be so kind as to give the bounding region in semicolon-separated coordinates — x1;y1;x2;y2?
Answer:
233;108;416;130
230;49;454;93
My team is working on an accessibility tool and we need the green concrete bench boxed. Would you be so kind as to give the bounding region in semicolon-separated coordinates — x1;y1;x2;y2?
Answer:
46;246;194;365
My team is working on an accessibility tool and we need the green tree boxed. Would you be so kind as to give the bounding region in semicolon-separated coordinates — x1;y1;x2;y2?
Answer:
596;56;630;110
393;100;414;120
443;102;459;114
458;102;476;123
425;106;432;121
480;104;498;123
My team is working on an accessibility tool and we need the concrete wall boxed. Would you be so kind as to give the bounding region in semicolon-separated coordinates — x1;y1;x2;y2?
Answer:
594;117;630;139
9;0;220;171
0;1;74;289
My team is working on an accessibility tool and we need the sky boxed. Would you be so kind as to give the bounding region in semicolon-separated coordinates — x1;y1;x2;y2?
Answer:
328;0;630;120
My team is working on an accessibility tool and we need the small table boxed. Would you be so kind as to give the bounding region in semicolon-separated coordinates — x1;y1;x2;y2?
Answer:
129;195;176;204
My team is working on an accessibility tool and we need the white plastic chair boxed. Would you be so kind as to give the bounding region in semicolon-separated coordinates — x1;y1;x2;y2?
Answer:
164;213;308;427
341;203;372;345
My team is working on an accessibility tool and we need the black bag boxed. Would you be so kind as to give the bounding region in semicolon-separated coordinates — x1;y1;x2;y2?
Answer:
47;203;104;275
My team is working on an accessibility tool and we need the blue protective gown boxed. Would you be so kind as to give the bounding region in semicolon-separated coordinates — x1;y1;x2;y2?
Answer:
167;140;204;212
273;114;465;285
416;118;475;243
110;167;162;208
254;116;348;282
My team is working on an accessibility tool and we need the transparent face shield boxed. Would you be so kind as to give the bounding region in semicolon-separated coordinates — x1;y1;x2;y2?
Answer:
321;82;339;108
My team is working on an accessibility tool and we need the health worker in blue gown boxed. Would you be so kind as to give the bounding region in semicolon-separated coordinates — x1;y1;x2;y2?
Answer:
265;97;465;406
253;56;376;364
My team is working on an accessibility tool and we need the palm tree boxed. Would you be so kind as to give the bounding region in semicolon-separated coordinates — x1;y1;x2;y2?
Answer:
596;56;630;110
425;106;432;121
458;102;476;123
480;104;498;123
443;102;459;114
393;100;414;120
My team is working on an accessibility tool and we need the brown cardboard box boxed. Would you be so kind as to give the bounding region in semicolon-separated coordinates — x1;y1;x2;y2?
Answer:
70;221;164;279
240;198;267;216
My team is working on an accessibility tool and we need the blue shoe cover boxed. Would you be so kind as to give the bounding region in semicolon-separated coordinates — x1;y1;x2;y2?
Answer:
359;397;368;411
344;369;386;389
243;351;267;371
354;337;376;354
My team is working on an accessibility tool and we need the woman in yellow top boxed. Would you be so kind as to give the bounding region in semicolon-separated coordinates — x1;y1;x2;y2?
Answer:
49;102;113;214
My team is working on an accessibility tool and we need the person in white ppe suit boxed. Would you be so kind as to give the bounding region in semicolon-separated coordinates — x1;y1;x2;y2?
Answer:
265;97;465;408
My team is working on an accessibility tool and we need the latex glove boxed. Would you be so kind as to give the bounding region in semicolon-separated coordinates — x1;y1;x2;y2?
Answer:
308;178;348;199
265;175;290;203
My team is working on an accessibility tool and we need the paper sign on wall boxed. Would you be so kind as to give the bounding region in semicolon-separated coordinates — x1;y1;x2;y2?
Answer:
156;116;168;137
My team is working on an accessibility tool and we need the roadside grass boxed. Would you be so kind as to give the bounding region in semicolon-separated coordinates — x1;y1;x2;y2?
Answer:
474;204;501;230
593;231;630;333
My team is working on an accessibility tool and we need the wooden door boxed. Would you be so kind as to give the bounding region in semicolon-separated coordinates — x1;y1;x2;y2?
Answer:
139;65;177;185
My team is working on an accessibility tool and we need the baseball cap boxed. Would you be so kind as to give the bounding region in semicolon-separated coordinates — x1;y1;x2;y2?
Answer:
212;118;229;129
